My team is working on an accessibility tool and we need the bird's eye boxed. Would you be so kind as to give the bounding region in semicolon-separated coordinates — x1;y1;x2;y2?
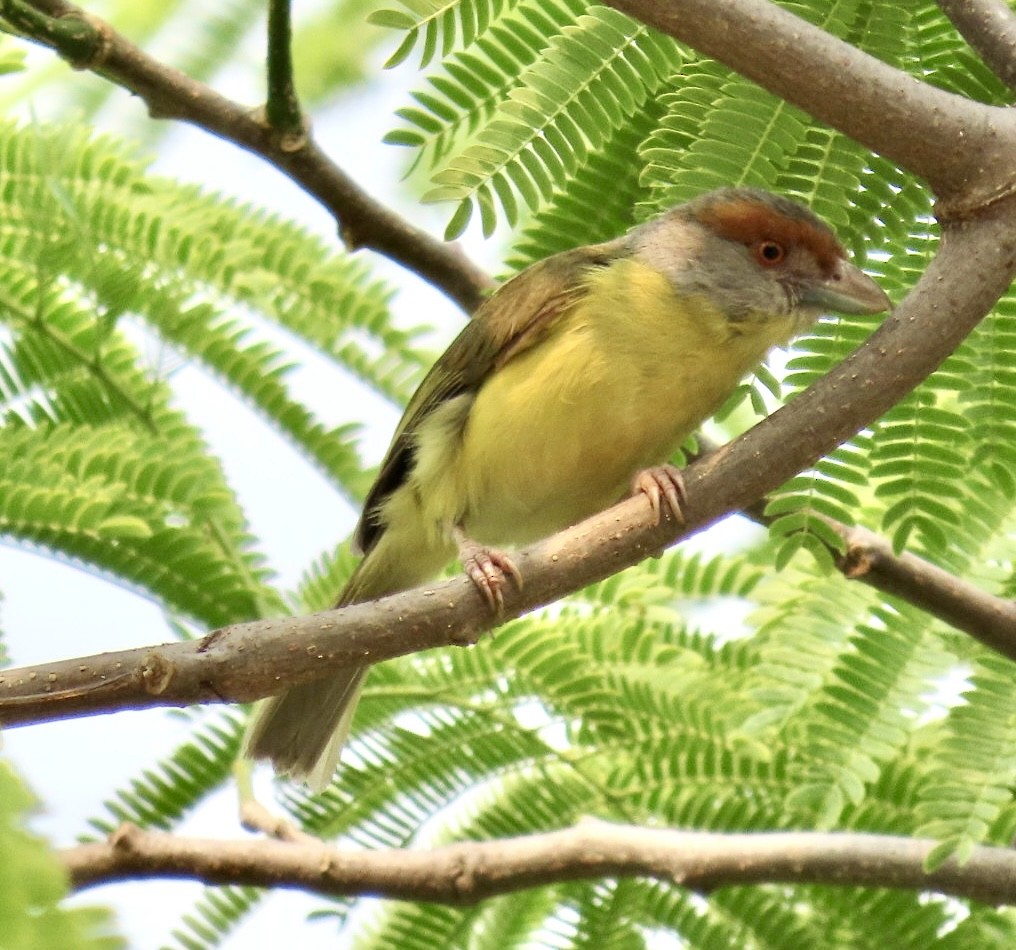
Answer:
755;240;786;265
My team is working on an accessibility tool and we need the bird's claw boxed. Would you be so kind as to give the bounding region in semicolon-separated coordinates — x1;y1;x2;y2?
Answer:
455;530;522;613
631;464;686;525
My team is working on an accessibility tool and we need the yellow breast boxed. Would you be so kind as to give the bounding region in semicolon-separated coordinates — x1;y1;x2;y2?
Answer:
414;258;791;546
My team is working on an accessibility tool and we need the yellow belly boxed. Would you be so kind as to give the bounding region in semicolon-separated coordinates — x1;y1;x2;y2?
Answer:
424;259;789;546
457;328;683;542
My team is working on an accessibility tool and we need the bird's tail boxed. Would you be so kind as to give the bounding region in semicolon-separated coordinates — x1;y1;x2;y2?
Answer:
243;526;452;792
243;664;368;793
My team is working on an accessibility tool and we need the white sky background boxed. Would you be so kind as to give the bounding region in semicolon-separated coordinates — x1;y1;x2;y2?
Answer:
0;19;760;948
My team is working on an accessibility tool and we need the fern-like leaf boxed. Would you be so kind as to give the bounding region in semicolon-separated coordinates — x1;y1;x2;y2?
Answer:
426;6;679;236
915;652;1016;869
372;0;518;68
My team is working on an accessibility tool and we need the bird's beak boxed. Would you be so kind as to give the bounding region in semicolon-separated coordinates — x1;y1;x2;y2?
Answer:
801;259;891;315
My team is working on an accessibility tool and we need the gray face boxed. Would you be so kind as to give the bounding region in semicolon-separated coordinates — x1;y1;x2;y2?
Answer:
628;190;888;328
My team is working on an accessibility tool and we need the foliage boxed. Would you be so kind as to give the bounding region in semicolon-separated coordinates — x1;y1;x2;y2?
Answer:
0;0;1015;947
0;761;122;949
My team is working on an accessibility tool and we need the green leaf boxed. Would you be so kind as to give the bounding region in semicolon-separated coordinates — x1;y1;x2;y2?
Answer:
443;196;473;238
96;515;154;539
0;761;122;949
368;8;419;29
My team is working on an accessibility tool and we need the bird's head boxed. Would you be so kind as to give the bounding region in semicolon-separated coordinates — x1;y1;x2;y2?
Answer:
631;188;891;335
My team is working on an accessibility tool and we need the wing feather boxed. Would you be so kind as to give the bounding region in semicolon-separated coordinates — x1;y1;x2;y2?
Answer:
353;240;625;553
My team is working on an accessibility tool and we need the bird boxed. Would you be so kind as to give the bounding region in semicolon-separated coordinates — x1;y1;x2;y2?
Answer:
243;187;891;791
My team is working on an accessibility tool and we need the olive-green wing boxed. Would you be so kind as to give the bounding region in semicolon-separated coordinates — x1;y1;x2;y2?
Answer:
353;240;625;554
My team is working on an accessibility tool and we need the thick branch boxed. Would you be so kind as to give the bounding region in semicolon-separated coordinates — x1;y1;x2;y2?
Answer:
2;199;1016;728
64;821;1016;907
2;0;491;312
605;0;1016;210
938;0;1016;93
0;0;1013;727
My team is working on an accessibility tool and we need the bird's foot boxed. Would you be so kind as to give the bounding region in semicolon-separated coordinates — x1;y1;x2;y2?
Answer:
454;527;522;613
631;463;686;525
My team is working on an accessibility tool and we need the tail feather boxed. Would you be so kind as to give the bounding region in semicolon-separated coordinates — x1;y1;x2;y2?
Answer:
243;667;366;793
243;521;453;791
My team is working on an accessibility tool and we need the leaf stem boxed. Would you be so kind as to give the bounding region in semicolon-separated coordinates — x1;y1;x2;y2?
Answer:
0;288;157;432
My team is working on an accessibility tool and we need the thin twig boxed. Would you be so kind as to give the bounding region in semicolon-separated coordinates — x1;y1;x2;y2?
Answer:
834;524;1016;647
264;0;303;139
64;820;1016;907
1;0;492;312
690;433;1016;649
239;800;320;846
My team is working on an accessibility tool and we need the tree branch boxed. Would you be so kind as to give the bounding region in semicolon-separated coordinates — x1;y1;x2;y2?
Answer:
938;0;1016;93
63;821;1016;907
702;439;1016;649
3;196;1016;729
605;0;1016;212
0;0;1013;728
833;524;1016;649
0;0;492;312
